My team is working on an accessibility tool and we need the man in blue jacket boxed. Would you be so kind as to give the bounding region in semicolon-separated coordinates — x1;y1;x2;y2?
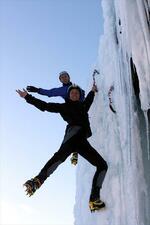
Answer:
26;71;85;165
26;71;85;101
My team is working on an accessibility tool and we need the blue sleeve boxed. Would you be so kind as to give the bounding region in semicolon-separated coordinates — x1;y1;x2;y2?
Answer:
38;87;67;99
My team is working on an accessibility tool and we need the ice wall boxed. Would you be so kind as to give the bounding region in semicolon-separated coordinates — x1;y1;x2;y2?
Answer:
74;0;150;225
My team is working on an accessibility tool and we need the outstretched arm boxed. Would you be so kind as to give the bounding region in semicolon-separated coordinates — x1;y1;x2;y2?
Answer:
27;85;67;99
84;84;98;111
16;89;62;113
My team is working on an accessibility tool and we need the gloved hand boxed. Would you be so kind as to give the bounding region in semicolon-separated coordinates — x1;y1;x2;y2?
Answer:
92;84;98;93
26;86;39;93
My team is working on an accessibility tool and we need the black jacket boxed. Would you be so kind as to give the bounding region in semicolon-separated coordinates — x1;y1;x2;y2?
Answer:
25;91;95;140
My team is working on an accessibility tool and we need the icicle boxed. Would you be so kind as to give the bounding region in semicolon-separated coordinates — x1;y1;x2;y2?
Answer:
143;111;150;160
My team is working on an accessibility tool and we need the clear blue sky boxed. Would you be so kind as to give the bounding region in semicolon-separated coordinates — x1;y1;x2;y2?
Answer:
0;0;103;224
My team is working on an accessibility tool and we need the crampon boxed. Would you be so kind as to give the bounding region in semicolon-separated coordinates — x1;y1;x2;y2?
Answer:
23;177;41;197
70;152;78;165
89;199;105;212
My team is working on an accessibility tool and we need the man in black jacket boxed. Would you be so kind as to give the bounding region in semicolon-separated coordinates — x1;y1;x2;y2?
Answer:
16;84;108;212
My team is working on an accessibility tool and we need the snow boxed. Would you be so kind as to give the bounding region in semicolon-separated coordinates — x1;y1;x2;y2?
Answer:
74;0;150;225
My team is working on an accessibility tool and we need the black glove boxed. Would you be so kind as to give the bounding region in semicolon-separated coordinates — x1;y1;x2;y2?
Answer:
26;86;39;93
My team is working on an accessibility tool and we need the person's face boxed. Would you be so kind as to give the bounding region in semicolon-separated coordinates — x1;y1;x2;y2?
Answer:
69;89;80;101
59;74;70;84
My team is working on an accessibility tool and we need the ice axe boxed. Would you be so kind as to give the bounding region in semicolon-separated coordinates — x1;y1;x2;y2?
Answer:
92;69;100;92
92;69;100;85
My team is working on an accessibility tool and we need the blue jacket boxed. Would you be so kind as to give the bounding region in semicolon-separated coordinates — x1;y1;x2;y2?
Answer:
38;82;85;101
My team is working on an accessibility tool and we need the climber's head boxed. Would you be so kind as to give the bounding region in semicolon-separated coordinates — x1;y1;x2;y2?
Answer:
67;84;82;101
59;71;70;84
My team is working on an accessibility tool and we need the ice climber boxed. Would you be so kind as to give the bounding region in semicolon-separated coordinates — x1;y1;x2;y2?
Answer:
16;83;108;212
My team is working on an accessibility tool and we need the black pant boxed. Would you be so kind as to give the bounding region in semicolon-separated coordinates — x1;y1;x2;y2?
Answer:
37;132;108;201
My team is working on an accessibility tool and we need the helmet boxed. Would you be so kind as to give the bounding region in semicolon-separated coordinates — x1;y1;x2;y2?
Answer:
67;84;82;97
59;71;70;79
